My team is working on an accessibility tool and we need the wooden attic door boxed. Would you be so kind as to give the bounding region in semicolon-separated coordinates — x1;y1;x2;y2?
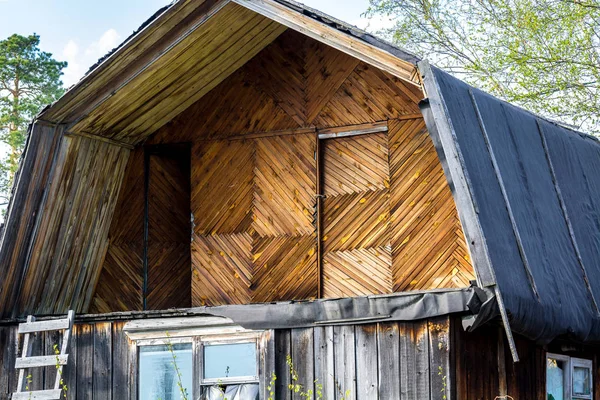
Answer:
321;132;393;297
146;145;192;309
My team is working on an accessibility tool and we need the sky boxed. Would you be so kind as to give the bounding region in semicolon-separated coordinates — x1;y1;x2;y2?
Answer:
0;0;390;87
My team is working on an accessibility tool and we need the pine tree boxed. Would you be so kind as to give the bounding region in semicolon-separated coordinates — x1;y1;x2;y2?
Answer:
0;33;66;205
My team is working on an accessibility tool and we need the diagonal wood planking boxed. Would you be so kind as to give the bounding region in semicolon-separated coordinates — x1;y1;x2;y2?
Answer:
313;63;422;128
388;118;475;291
91;149;145;313
192;233;254;306
192;140;255;235
322;247;393;298
252;235;317;302
91;31;476;309
146;153;191;310
253;134;316;236
321;133;393;296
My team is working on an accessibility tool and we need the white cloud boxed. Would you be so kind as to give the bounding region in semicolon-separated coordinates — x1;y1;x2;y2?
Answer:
85;29;121;58
61;29;122;87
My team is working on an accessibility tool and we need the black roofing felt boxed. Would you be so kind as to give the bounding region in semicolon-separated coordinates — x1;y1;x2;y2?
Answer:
421;65;600;343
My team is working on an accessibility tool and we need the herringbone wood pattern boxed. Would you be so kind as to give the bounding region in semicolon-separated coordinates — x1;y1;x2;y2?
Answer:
388;119;474;290
146;154;191;309
191;135;318;306
191;140;255;235
91;149;144;313
93;30;475;309
253;135;316;236
321;133;393;296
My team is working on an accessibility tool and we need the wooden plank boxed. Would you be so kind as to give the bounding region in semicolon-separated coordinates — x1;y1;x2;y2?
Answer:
275;330;292;400
290;328;315;400
43;331;59;391
0;124;62;319
377;323;400;400
232;0;419;86
355;325;378;400
428;317;451;400
18;319;70;334
93;322;112;400
15;355;68;369
75;324;93;399
0;326;18;396
318;121;388;139
12;389;62;400
314;326;335;400
333;325;356;400
259;330;276;400
62;324;77;400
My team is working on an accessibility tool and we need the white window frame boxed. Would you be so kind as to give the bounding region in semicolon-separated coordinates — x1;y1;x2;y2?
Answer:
124;317;269;400
198;332;261;388
547;352;593;400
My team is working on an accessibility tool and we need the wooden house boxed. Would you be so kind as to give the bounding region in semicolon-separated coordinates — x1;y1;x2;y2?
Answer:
1;0;600;398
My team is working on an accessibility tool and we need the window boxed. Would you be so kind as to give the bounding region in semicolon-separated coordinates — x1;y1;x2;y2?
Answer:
200;338;259;400
547;353;593;400
133;327;262;400
138;340;193;400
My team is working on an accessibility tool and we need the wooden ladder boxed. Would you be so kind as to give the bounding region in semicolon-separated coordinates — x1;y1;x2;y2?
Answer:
12;310;75;400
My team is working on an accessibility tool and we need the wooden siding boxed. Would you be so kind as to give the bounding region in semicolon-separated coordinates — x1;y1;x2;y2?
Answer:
0;123;64;319
190;134;318;306
147;148;192;310
67;2;288;143
90;31;474;309
0;321;133;400
91;149;145;313
3;134;129;317
0;316;450;400
452;321;600;400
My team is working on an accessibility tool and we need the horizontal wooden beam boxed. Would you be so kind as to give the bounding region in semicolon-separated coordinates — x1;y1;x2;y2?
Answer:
234;0;420;86
15;355;68;369
197;127;317;142
12;389;63;400
65;131;134;149
18;318;70;334
318;121;388;139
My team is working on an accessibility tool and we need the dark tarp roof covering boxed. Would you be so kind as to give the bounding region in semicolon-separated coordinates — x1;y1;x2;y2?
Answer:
420;62;600;344
0;287;493;330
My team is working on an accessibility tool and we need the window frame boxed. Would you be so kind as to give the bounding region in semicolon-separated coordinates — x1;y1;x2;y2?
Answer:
126;319;269;400
197;332;261;386
547;352;594;400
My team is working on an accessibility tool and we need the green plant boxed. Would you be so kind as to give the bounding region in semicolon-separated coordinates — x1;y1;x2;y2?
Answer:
286;355;330;400
164;332;189;400
438;365;447;400
267;371;277;400
53;344;68;398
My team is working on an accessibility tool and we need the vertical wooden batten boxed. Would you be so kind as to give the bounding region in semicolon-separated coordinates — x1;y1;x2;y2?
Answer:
315;131;323;298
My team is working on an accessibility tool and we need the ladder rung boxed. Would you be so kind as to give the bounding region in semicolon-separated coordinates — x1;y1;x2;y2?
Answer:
12;389;62;399
15;355;68;369
18;318;70;334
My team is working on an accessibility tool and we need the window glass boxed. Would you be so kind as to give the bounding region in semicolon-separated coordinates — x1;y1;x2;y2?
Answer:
547;357;565;400
139;343;193;400
204;342;257;379
573;366;592;396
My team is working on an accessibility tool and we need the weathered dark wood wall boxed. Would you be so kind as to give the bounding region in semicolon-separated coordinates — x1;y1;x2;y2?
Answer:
0;123;64;319
0;316;450;400
0;321;132;400
0;130;130;318
92;30;475;310
453;321;600;400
